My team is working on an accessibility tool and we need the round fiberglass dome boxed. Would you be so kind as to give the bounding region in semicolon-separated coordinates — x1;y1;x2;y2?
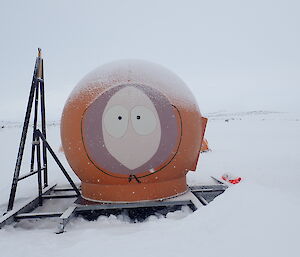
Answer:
61;60;207;202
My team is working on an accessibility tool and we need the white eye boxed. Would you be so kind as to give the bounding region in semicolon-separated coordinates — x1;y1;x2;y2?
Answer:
103;105;129;138
131;106;157;135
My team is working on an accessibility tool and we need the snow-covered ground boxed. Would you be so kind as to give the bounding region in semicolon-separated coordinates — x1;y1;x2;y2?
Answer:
1;0;299;255
0;111;299;257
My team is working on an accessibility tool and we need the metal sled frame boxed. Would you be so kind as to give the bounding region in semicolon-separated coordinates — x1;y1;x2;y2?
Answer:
0;180;227;233
0;49;228;233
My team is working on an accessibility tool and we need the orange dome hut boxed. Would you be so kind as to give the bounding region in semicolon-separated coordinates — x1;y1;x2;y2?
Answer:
61;60;207;202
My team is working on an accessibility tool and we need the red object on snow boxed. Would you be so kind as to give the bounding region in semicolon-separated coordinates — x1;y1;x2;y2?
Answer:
222;173;241;184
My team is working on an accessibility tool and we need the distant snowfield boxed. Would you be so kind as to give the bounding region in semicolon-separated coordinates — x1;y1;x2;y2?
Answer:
0;111;299;257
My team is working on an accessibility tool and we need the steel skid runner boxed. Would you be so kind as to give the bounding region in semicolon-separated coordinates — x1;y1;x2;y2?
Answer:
0;49;228;233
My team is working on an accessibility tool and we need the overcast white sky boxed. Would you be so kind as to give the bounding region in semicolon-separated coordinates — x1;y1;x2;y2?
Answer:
0;0;299;120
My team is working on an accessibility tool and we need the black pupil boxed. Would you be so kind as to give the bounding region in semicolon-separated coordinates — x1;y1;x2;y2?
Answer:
118;116;122;120
137;115;141;120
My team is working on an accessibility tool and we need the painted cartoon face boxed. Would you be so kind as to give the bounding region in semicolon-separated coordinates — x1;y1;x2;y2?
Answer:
82;84;180;176
102;86;162;170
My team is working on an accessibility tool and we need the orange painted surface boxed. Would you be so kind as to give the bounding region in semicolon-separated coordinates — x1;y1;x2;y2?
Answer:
201;138;210;152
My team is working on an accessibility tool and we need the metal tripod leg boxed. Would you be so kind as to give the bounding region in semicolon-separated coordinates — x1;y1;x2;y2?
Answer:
39;59;48;188
35;129;81;197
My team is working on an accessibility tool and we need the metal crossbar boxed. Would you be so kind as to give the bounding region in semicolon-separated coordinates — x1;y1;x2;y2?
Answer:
16;212;64;219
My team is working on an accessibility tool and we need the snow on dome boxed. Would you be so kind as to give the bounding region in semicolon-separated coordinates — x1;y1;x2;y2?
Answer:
68;59;200;113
